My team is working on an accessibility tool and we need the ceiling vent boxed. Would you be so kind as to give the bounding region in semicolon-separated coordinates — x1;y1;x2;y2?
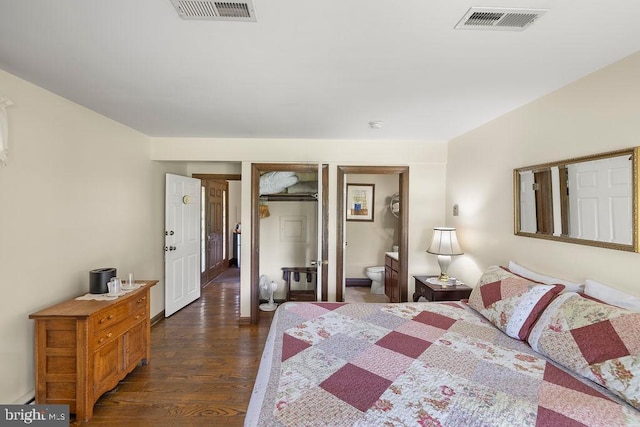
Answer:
170;0;257;22
455;7;547;31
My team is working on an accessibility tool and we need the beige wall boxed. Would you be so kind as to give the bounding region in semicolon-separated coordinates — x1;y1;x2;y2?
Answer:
0;70;185;403
260;200;318;299
446;51;640;294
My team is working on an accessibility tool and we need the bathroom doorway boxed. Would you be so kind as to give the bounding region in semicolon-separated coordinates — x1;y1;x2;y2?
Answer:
337;166;409;302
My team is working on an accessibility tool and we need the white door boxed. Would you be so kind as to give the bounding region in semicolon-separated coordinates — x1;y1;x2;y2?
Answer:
314;163;324;301
568;154;632;244
165;174;202;317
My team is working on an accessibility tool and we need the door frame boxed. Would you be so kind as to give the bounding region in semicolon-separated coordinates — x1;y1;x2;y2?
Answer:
250;163;329;324
193;174;241;285
336;166;409;302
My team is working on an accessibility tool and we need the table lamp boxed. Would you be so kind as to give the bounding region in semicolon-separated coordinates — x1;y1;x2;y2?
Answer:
427;227;463;285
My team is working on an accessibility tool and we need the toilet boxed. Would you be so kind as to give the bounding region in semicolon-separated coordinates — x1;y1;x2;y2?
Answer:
366;266;385;294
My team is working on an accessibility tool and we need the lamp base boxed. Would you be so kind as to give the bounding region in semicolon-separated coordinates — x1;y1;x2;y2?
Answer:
427;277;454;288
436;254;452;286
438;272;450;282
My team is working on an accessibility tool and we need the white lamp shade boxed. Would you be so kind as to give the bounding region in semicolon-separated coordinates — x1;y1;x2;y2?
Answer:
427;227;463;255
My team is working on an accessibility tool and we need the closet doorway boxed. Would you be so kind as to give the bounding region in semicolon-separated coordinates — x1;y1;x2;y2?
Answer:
250;163;329;324
336;166;409;302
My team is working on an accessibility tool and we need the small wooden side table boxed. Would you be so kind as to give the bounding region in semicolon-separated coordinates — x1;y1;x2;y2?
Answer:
413;275;472;302
281;266;317;301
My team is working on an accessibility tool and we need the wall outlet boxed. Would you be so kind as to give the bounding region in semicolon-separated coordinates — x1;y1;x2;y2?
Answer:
453;204;459;216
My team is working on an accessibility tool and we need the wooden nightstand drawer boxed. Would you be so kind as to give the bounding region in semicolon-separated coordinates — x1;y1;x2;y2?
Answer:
413;276;472;302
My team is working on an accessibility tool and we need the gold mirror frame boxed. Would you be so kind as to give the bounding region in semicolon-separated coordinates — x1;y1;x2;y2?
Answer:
514;147;639;252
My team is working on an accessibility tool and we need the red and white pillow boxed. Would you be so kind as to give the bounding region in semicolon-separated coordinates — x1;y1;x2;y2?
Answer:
527;292;640;410
468;266;564;340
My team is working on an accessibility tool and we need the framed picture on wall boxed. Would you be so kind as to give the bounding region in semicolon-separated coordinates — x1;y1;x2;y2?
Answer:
346;184;375;222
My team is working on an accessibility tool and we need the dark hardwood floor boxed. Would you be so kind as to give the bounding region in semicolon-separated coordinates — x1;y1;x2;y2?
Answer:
74;267;274;426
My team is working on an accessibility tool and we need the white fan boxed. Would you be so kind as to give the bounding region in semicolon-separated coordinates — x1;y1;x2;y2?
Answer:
259;275;278;312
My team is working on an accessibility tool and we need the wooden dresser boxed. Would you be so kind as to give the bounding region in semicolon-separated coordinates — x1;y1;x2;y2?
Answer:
29;281;158;422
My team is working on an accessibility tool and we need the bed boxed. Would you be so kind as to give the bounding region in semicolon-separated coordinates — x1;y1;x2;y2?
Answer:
246;266;640;426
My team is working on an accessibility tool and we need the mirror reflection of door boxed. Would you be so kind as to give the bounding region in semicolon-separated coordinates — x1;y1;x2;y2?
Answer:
533;170;553;235
519;170;554;235
515;148;636;251
567;155;632;244
201;180;227;284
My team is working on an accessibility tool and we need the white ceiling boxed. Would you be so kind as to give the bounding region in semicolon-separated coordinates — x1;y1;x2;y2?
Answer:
1;0;639;140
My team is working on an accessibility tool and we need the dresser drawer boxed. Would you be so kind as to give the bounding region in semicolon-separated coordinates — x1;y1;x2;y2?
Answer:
129;293;148;312
93;318;131;349
130;307;147;324
93;304;130;332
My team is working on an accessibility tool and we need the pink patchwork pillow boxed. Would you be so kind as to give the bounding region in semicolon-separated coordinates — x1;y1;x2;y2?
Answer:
468;266;564;340
528;292;640;410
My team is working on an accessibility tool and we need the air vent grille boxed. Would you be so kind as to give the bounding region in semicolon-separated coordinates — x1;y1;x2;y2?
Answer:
455;7;547;31
170;0;257;22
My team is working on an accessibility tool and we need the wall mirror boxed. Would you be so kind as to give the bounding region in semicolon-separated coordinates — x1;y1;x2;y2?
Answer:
514;147;639;252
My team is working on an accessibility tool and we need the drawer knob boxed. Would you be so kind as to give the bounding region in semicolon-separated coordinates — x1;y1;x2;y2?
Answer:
99;318;105;324
99;337;104;343
135;315;141;320
107;332;112;338
108;314;114;319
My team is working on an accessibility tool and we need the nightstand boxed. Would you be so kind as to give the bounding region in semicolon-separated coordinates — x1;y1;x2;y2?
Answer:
413;275;472;302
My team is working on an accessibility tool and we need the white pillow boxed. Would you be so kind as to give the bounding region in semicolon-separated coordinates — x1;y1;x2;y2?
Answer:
584;279;640;312
508;261;584;293
259;171;299;194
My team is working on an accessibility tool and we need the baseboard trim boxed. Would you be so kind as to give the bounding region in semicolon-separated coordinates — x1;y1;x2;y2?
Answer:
346;278;372;288
151;311;165;327
239;316;251;325
14;390;35;405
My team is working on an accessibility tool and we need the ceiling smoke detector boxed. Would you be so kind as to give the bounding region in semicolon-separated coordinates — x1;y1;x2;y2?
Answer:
170;0;257;22
455;7;547;31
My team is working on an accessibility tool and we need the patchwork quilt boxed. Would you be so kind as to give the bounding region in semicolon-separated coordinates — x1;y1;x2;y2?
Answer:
249;301;640;426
